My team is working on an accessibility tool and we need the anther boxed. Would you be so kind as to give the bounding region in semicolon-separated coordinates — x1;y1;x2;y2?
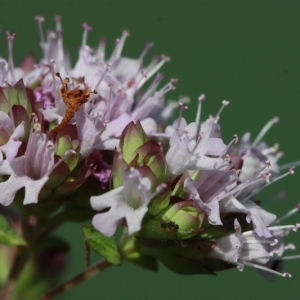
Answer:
270;239;278;246
292;223;300;232
265;160;271;169
261;172;271;183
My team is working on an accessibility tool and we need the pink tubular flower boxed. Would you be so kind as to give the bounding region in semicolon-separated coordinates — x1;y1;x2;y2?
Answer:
0;129;54;205
0;111;25;162
90;168;159;236
208;219;296;278
0;125;73;206
166;117;226;177
237;117;281;183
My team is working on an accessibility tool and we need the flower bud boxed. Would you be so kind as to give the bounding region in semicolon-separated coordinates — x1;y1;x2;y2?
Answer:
161;200;204;239
134;140;168;184
139;200;204;241
120;121;147;164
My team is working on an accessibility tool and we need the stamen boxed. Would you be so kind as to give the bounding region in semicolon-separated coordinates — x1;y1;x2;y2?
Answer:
197;152;246;193
195;94;205;136
45;149;76;177
95;119;107;137
82;23;93;47
252;117;279;147
262;143;279;155
214;100;229;123
24;116;44;178
138;73;164;104
222;134;239;157
242;225;298;236
96;37;106;61
243;239;277;245
176;102;188;131
54;15;65;72
160;79;177;94
278;254;300;260
191;133;202;153
268;167;295;186
6;32;16;83
49;59;60;107
135;69;148;90
279;160;300;171
38;133;52;177
205;175;237;203
243;262;291;278
94;64;111;91
236;162;270;199
137;55;170;89
231;176;267;200
35;16;45;44
110;30;130;59
139;41;154;61
105;83;115;120
241;167;294;203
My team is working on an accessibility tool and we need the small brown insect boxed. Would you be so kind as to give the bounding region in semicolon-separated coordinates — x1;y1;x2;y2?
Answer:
161;221;179;233
49;73;97;138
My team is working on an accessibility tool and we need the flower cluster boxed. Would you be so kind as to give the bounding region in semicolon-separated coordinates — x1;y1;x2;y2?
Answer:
0;17;299;296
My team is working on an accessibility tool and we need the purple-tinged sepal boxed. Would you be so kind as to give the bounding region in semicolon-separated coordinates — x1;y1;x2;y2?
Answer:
120;121;147;164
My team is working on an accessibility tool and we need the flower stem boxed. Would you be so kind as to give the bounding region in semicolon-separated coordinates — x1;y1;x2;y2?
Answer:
38;259;111;300
0;246;28;300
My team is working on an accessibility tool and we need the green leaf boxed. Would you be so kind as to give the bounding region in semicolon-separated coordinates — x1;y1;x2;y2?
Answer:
0;215;27;246
82;223;121;265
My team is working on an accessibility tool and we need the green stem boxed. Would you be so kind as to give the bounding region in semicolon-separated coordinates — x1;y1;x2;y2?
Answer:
0;247;28;300
38;259;111;300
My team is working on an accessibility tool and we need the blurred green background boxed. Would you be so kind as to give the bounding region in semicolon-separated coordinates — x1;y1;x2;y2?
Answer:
1;0;300;299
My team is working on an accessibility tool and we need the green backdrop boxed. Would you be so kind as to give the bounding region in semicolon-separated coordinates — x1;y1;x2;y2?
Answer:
0;1;300;299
